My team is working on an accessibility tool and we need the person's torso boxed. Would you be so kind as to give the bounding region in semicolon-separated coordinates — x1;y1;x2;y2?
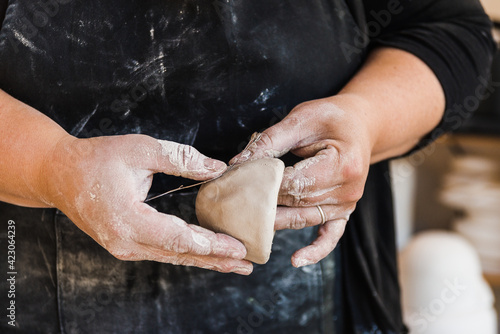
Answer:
0;3;372;333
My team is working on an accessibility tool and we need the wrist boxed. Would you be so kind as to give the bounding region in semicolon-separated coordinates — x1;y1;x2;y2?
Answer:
37;134;81;207
324;93;379;159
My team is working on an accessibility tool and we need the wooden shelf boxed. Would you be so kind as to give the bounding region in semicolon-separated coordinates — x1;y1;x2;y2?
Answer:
444;134;500;158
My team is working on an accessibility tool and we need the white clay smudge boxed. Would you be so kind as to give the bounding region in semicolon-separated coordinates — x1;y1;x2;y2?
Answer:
158;139;205;175
294;155;327;171
109;213;133;240
191;230;211;248
294;257;314;268
169;216;187;228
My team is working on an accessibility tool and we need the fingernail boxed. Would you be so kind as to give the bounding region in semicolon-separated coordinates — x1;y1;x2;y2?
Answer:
294;257;314;268
232;149;252;165
231;250;246;259
240;149;252;160
233;266;252;275
204;159;227;172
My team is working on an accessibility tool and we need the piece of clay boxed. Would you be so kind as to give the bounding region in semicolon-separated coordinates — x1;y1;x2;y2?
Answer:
196;158;285;264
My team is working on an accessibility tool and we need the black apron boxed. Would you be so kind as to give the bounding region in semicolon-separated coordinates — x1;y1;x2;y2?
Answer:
0;1;405;333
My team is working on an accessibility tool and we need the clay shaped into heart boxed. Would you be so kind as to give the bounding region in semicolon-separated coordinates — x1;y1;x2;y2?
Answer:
196;158;285;264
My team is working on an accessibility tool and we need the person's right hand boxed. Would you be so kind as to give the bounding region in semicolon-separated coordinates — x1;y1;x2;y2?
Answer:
40;134;253;275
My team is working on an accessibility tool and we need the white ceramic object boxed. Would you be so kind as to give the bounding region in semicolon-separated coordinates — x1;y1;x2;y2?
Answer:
399;231;497;334
405;307;497;334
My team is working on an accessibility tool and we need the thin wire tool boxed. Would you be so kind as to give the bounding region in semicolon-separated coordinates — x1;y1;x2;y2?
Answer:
145;132;262;202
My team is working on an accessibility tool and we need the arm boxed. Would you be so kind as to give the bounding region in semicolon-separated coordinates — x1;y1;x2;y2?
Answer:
0;89;69;207
329;47;446;164
231;0;496;267
363;0;497;143
0;90;253;275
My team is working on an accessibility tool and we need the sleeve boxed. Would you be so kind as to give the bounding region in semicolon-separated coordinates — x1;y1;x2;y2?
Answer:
361;0;497;149
0;0;7;26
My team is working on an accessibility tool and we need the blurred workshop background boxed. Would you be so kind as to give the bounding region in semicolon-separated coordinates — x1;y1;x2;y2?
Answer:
392;1;500;333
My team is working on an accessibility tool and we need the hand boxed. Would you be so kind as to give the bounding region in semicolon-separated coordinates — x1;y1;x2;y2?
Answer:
41;134;253;275
230;96;373;267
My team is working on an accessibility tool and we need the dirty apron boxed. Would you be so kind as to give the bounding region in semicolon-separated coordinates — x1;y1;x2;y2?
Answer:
0;1;405;333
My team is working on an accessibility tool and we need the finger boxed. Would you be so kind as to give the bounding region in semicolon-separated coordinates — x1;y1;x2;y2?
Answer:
138;244;254;275
102;203;253;275
229;115;310;165
132;204;248;259
275;204;354;230
125;136;226;180
229;99;339;165
154;139;227;180
291;219;347;268
278;152;337;205
278;148;365;207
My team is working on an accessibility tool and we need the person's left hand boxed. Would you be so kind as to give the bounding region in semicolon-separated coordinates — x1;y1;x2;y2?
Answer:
230;96;374;267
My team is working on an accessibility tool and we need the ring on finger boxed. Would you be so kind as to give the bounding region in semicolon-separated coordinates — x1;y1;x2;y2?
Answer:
316;205;326;225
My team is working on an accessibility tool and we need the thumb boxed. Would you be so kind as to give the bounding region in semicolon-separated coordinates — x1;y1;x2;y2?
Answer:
155;139;227;180
229;118;305;165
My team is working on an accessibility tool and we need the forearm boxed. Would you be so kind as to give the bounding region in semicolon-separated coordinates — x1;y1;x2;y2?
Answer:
0;89;73;207
331;47;446;164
